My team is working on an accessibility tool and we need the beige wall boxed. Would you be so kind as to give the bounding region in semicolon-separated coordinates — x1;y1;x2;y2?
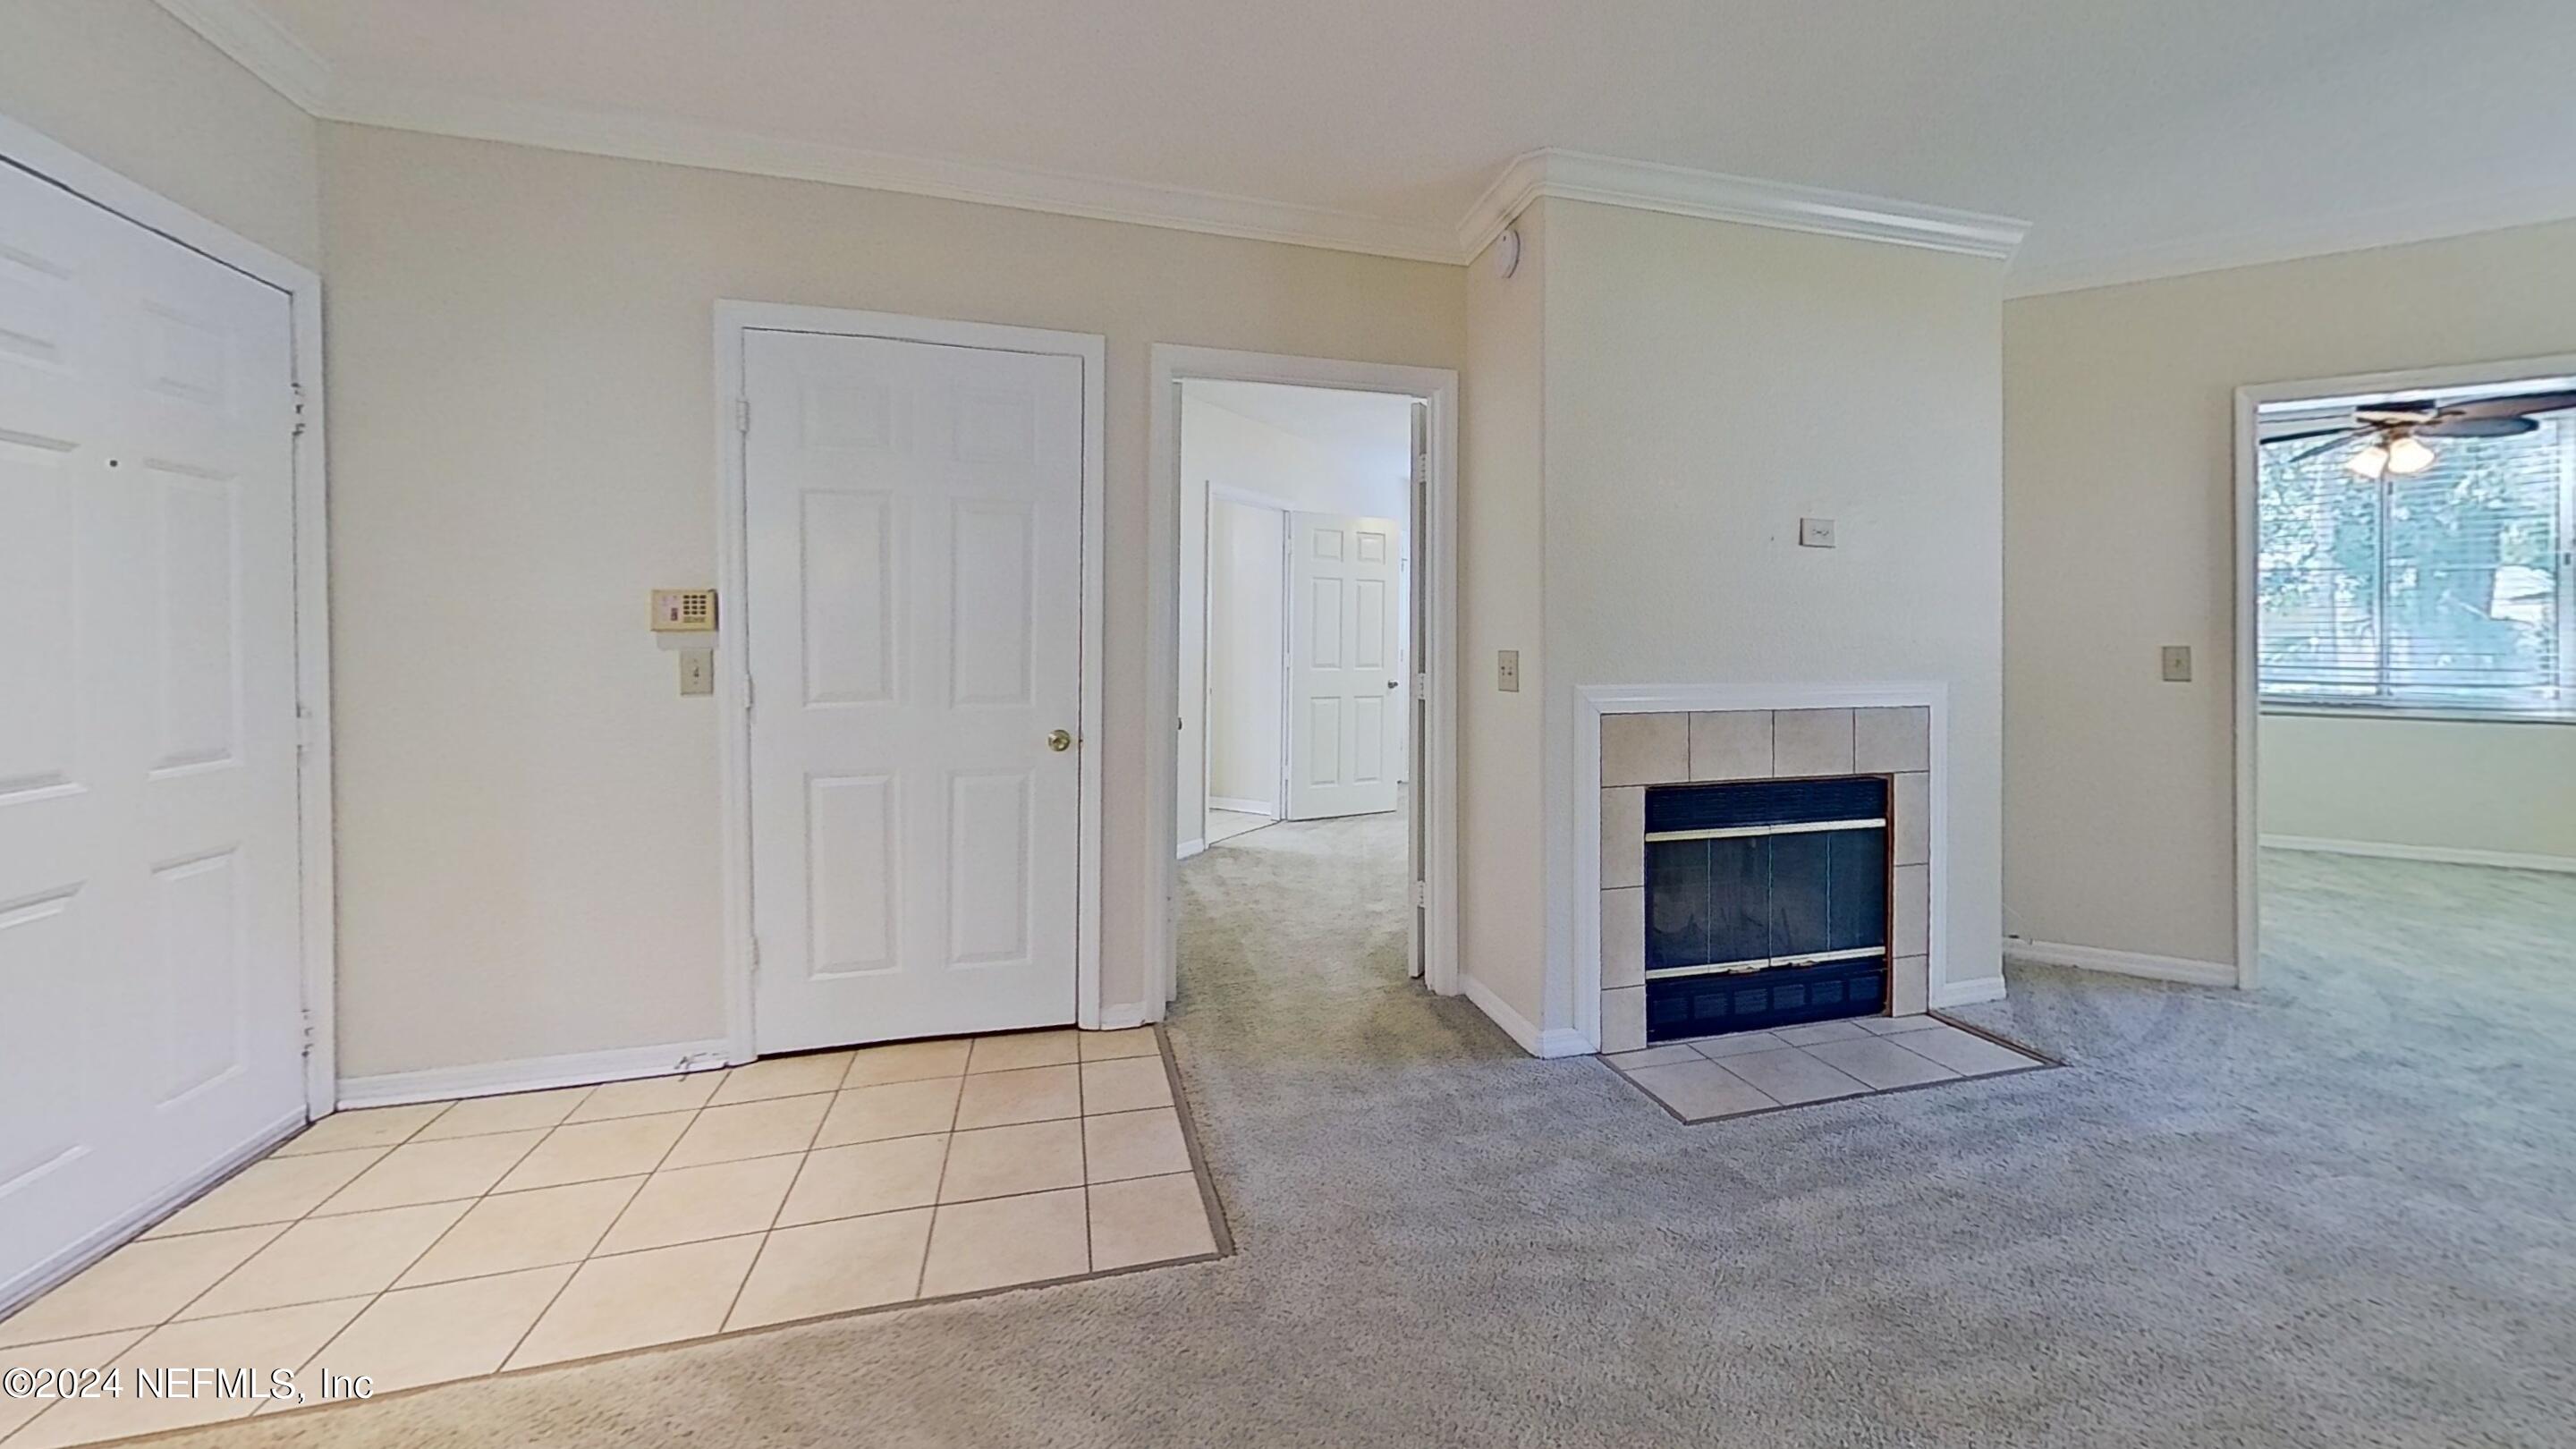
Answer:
2259;714;2576;864
0;0;319;268
1458;203;1553;1027
2004;216;2576;967
1538;201;2007;1029
319;123;1463;1078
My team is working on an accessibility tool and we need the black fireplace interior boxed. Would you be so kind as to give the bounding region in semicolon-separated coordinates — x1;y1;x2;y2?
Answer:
1642;775;1889;1041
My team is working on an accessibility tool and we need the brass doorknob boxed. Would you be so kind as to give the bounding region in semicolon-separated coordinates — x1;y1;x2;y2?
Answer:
1046;729;1073;752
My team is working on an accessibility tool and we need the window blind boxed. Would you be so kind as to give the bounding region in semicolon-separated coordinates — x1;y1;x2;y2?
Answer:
2258;415;2570;712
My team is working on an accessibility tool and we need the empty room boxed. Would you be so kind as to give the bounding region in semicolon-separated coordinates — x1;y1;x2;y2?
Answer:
4;2;2573;1446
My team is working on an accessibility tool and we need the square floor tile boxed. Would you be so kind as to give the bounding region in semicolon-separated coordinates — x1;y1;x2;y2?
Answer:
1078;1028;1159;1062
494;1112;693;1192
314;1131;547;1216
726;1209;932;1330
1714;1047;1872;1105
1082;1108;1190;1183
182;1200;470;1318
1079;1056;1172;1114
505;1233;760;1369
302;1265;572;1394
394;1177;643;1287
1625;1060;1777;1120
595;1154;800;1254
0;1331;141;1441
1774;1020;1871;1046
1891;1023;2041;1075
839;1038;970;1089
1089;1173;1217;1271
708;1052;854;1106
412;1087;594;1140
1689;1030;1790;1059
953;1065;1081;1131
10;1299;365;1449
939;1120;1084;1203
564;1071;724;1123
919;1189;1089;1298
661;1095;828;1169
1606;1045;1701;1069
0;1225;283;1346
967;1030;1080;1073
815;1078;961;1148
271;1104;446;1157
1801;1035;1961;1090
1857;1013;1944;1036
143;1149;387;1237
776;1136;948;1226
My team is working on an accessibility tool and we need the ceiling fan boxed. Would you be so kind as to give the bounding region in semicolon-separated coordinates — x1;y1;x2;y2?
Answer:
2268;389;2576;479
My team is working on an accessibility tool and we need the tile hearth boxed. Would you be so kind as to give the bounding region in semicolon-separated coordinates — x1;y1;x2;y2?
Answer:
0;1028;1224;1449
1604;1015;2046;1123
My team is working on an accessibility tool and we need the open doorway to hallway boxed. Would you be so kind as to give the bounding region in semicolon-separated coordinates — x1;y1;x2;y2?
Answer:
1174;380;1417;985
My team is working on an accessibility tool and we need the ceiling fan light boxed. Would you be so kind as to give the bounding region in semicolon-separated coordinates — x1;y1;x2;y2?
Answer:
2385;435;2436;474
2347;443;2390;479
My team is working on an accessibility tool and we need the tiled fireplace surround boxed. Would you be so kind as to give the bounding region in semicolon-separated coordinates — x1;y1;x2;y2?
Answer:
1596;704;1934;1054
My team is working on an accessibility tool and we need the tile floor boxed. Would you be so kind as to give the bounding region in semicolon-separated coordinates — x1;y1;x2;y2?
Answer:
1604;1014;2047;1122
0;1028;1222;1448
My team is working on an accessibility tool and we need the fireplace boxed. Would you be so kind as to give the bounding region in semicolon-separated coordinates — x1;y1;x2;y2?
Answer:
1595;703;1933;1054
1642;775;1888;1040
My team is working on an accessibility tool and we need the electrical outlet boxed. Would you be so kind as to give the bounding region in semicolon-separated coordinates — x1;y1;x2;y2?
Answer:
1496;648;1521;692
679;648;716;696
1798;517;1836;548
2160;645;2192;682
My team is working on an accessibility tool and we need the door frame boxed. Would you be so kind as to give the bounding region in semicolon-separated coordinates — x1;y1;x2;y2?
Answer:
714;302;1108;1061
2230;349;2576;993
0;113;337;1119
1148;347;1461;1004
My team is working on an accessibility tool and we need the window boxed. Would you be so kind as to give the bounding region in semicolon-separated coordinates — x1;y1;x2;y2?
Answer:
2258;394;2574;717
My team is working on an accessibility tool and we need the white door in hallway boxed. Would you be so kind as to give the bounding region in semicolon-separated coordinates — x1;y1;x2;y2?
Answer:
743;328;1085;1051
1284;511;1402;820
0;162;305;1302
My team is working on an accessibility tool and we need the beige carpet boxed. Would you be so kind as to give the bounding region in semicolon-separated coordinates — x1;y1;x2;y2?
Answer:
146;828;2576;1448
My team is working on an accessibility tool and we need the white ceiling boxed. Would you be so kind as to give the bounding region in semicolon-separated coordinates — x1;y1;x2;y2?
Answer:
1187;381;1415;486
195;0;2576;291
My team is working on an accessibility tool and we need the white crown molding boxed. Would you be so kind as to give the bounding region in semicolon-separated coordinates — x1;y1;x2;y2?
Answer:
154;0;331;113
330;84;1465;264
1458;148;2029;263
2003;175;2576;298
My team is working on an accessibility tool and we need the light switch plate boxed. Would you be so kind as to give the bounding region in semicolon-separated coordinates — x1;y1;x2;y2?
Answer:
1496;648;1521;692
2160;644;2192;682
1798;517;1836;548
679;648;715;695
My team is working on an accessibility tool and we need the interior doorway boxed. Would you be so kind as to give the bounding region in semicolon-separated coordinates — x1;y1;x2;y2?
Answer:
1149;350;1458;1012
2235;354;2576;992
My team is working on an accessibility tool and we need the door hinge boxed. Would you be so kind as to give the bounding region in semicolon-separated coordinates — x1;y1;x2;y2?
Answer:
294;705;316;757
299;1008;318;1055
736;397;752;434
742;674;755;712
1415;672;1428;693
747;936;761;972
1412;880;1428;908
291;384;309;439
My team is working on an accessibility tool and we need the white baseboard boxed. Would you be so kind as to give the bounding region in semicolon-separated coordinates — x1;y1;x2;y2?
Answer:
1207;796;1275;817
1;1109;304;1319
2261;833;2576;876
337;1038;733;1109
1178;837;1207;860
1931;974;2009;1008
1459;974;1592;1057
2004;938;2240;988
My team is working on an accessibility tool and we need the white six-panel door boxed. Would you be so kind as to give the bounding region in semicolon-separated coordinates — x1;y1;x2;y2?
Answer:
743;328;1084;1051
0;162;305;1302
1284;511;1402;821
